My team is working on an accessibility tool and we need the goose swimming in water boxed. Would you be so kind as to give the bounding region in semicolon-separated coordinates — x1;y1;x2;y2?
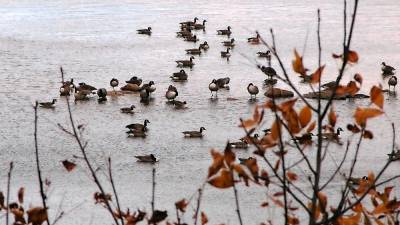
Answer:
172;100;187;109
199;41;210;50
110;78;119;91
185;46;202;55
135;154;157;163
182;127;206;138
137;27;152;35
221;47;231;58
194;20;207;30
222;38;235;48
217;26;231;36
170;70;188;82
39;99;57;108
126;76;142;86
120;105;135;114
126;119;150;132
247;33;260;44
176;56;195;68
180;17;198;27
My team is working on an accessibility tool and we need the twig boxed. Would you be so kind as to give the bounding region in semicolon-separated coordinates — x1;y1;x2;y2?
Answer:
6;162;13;225
108;158;124;225
151;167;156;214
320;141;350;190
193;188;203;225
231;170;243;225
59;67;120;225
34;101;51;225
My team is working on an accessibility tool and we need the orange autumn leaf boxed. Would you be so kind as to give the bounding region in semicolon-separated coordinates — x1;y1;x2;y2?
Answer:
354;73;363;84
354;107;384;127
239;106;264;129
336;85;348;95
336;212;361;225
224;145;236;166
308;202;321;220
208;169;234;189
288;216;300;225
175;199;188;212
233;164;251;186
271;119;281;140
299;106;312;128
348;50;359;63
243;157;259;182
292;49;307;76
286;171;298;181
62;160;76;172
370;86;384;109
18;187;24;204
311;65;325;84
328;107;337;127
284;108;301;134
346;81;360;96
280;98;298;112
208;149;225;178
363;130;374;139
307;121;317;133
27;207;48;225
271;196;284;208
372;200;400;215
201;211;208;225
318;192;328;211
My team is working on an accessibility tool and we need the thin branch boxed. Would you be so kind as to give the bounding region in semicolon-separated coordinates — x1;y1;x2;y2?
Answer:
151;167;156;214
108;158;124;225
59;67;120;225
231;170;244;225
193;188;203;225
34;101;51;225
6;162;13;225
320;141;350;190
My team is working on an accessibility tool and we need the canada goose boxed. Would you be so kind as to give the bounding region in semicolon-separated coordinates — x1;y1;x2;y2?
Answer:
222;38;235;47
137;27;152;35
216;77;230;89
260;66;277;79
229;140;248;149
126;119;150;131
176;28;192;38
140;88;150;104
185;35;199;42
172;100;187;109
240;133;260;144
209;79;219;98
182;127;206;138
199;41;210;50
194;20;207;30
121;83;141;92
217;26;231;36
185;46;202;55
97;88;107;102
110;78;119;91
120;105;135;114
247;83;259;99
388;76;397;92
39;99;57;108
126;76;142;86
247;33;260;44
74;89;89;101
382;62;395;76
127;129;147;138
257;50;271;58
320;127;343;145
347;176;368;186
221;48;231;58
263;128;271;135
165;85;178;101
238;157;254;164
141;81;156;92
180;17;198;27
388;151;400;161
60;84;72;96
135;154;157;163
170;70;188;82
77;82;97;92
62;78;74;86
176;56;195;68
292;133;314;145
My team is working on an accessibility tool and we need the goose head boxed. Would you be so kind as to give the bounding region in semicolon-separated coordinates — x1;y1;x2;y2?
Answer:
130;105;136;110
52;99;57;104
147;27;152;31
382;62;386;66
211;79;217;83
253;133;259;139
194;17;198;22
227;26;231;31
226;47;231;53
200;127;206;132
248;83;254;88
150;154;156;161
180;69;185;74
203;41;208;45
202;20;207;25
190;56;195;61
336;127;343;135
231;38;235;43
149;81;155;86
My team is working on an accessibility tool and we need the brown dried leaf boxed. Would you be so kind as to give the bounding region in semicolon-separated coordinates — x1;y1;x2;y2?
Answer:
149;210;168;224
307;121;317;133
299;106;312;128
201;211;208;225
292;49;307;76
271;119;281;140
175;199;188;212
348;50;359;63
208;169;233;189
208;149;225;178
354;107;384;127
370;86;384;109
347;124;361;133
354;73;363;84
18;187;24;204
328;107;337;127
311;65;325;84
27;207;48;225
286;171;298;181
62;160;76;172
363;130;373;139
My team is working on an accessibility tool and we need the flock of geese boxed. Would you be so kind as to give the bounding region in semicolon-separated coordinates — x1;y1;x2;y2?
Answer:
37;17;398;163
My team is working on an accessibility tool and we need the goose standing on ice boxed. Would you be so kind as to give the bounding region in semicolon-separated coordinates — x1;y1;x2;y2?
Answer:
209;79;219;98
247;83;259;100
388;76;397;93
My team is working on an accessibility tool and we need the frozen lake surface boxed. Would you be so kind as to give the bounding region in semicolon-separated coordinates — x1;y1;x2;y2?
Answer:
0;0;399;224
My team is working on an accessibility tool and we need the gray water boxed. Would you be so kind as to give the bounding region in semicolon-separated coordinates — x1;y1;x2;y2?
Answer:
0;0;400;224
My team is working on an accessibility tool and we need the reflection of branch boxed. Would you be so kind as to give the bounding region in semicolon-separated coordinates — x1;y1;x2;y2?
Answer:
33;102;51;225
6;162;13;225
108;158;124;225
59;67;120;225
